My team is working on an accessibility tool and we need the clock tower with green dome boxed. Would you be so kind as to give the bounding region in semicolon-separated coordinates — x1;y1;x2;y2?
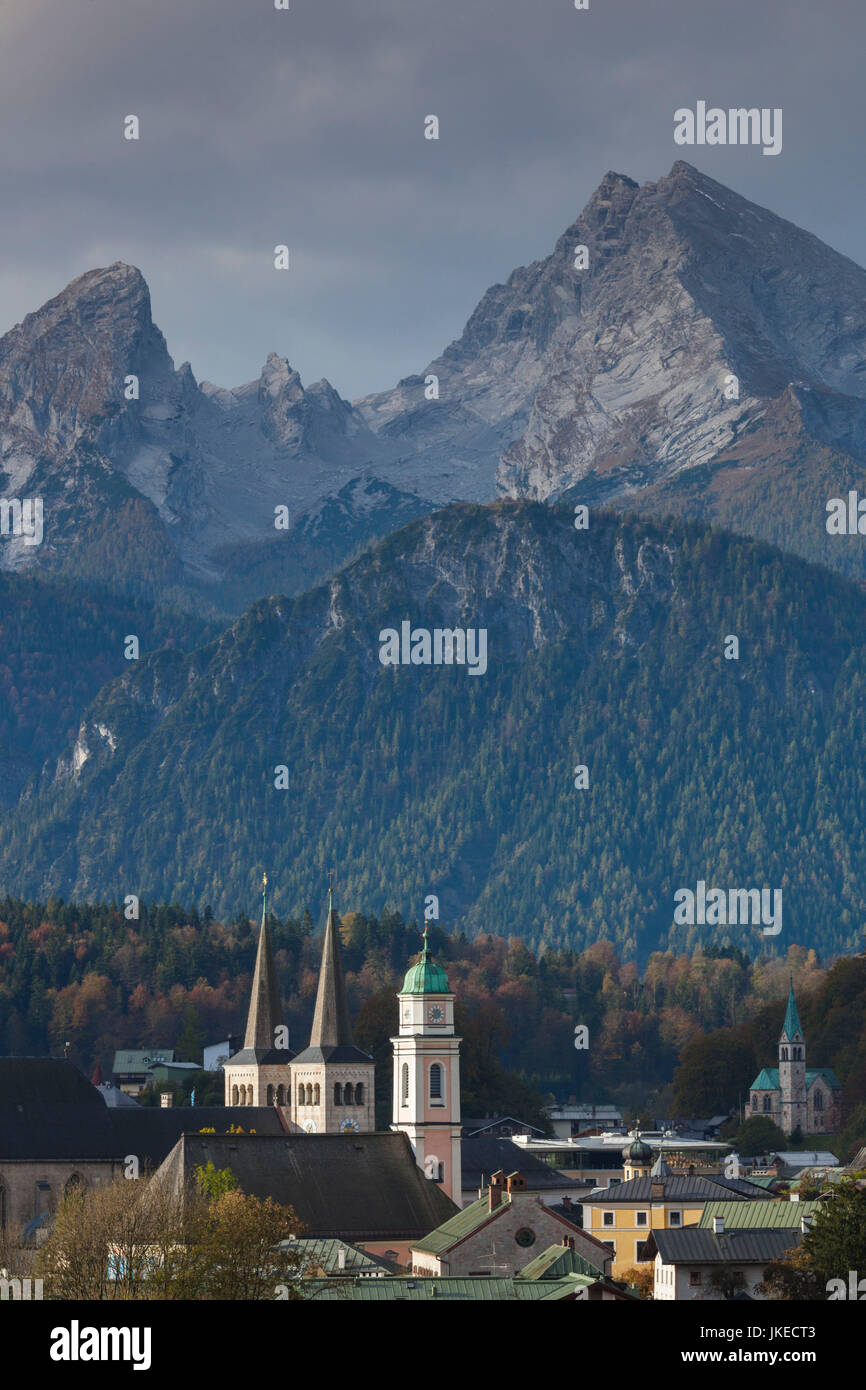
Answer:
391;921;463;1206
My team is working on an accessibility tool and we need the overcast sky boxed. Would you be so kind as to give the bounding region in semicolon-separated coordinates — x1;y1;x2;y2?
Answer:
1;0;863;399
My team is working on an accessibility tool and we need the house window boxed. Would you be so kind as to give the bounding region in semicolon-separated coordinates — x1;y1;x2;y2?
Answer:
429;1063;444;1103
669;1211;682;1228
689;1270;702;1287
751;1094;757;1111
603;1241;616;1256
763;1096;771;1113
602;1211;615;1227
636;1241;651;1262
635;1211;648;1227
814;1090;823;1111
401;1063;409;1106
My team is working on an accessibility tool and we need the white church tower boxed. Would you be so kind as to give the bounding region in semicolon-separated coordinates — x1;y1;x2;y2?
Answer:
391;923;462;1206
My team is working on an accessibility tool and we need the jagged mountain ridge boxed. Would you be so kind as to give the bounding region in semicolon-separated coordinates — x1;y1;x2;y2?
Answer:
0;262;427;600
358;162;866;575
4;160;866;603
2;501;866;959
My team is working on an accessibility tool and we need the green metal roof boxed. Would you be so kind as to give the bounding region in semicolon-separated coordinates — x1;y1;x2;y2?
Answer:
698;1199;821;1229
515;1244;604;1280
748;1067;841;1091
301;1275;591;1301
400;927;450;995
411;1192;499;1254
282;1237;392;1276
781;983;804;1042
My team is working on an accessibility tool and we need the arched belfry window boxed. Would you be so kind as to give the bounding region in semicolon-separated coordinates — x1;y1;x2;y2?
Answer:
401;1063;409;1107
313;1083;320;1105
781;1047;788;1060
266;1085;275;1106
429;1062;444;1103
276;1084;285;1105
0;1184;5;1229
355;1083;364;1106
334;1083;343;1106
343;1083;354;1105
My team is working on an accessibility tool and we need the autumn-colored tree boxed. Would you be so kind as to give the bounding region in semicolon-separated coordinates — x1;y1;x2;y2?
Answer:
621;1265;653;1299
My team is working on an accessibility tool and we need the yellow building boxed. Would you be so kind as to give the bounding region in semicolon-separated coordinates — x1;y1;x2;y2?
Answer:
580;1135;763;1278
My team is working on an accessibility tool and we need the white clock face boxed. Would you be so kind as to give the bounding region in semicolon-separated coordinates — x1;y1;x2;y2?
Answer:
303;1119;317;1134
340;1116;360;1133
428;1004;445;1024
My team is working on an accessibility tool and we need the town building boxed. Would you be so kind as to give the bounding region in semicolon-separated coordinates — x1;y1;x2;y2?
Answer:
545;1104;624;1139
462;1116;545;1139
747;983;841;1135
648;1217;810;1300
111;1049;175;1097
580;1141;765;1278
409;1169;613;1277
150;1129;457;1267
460;1136;581;1208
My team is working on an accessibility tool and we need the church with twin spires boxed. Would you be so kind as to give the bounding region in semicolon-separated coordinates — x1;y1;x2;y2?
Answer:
223;877;463;1204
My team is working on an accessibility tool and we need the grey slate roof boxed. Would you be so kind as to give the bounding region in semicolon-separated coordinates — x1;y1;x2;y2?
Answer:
650;1227;804;1265
151;1130;459;1240
461;1137;568;1190
0;1064;284;1165
584;1174;763;1203
0;1057;104;1106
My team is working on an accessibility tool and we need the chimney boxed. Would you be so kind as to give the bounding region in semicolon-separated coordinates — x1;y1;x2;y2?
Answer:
506;1172;526;1193
651;1181;665;1200
160;1091;173;1108
489;1170;506;1211
561;1194;572;1210
713;1216;724;1235
800;1215;812;1234
337;1246;347;1270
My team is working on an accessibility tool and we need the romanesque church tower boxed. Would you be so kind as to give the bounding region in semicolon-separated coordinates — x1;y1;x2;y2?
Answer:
289;883;375;1134
778;981;808;1136
224;875;294;1106
391;923;462;1206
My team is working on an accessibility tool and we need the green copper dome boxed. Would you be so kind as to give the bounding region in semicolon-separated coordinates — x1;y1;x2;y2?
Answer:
623;1135;652;1163
400;929;450;995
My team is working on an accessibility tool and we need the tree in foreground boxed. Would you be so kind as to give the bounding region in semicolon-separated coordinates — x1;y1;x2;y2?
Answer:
37;1169;306;1300
759;1182;866;1300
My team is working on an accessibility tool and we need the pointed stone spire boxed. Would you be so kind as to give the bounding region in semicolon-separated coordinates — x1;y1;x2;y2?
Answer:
243;873;284;1052
781;979;804;1042
309;873;354;1048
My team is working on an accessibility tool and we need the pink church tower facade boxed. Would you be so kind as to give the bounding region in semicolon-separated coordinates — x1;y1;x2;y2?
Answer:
391;924;462;1206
